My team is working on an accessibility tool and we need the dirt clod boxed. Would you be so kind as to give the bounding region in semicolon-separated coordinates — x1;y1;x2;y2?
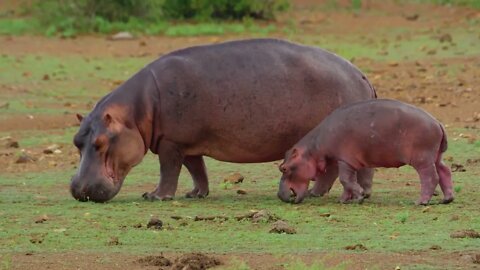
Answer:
252;210;280;223
137;255;172;267
147;218;163;230
16;153;35;164
451;163;466;172
223;172;244;184
269;220;296;234
450;229;480;239
430;245;442;250
438;33;453;43
172;253;221;270
236;189;247;195
132;223;142;228
404;14;419;21
107;236;120;246
34;215;48;224
6;140;19;148
473;254;480;264
194;215;228;222
345;244;368;251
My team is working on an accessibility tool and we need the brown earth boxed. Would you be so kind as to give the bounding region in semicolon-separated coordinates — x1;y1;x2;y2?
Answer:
1;0;480;269
7;250;480;270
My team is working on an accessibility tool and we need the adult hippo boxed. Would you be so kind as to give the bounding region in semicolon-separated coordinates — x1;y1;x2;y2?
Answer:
70;38;377;203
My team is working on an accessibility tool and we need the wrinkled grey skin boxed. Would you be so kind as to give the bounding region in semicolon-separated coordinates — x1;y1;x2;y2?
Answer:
70;38;377;203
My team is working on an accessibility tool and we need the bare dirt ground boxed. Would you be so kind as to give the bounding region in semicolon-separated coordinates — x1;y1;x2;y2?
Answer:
1;0;479;269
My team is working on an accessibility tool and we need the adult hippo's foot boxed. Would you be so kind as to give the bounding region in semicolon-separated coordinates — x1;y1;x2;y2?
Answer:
185;188;209;198
142;191;174;201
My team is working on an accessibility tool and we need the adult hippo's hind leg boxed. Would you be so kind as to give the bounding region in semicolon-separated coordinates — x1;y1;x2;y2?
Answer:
184;155;210;198
309;162;338;197
143;141;183;201
357;168;374;198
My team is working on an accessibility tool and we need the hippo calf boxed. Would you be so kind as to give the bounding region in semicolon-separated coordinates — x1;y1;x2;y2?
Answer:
278;99;454;205
70;38;377;203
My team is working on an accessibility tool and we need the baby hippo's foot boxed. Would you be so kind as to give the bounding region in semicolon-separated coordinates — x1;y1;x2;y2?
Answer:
339;190;364;204
142;191;174;201
440;196;454;204
415;197;431;206
185;187;209;199
309;188;329;197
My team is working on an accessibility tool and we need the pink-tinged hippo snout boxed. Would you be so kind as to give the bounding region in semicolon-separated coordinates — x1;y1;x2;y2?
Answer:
277;175;309;204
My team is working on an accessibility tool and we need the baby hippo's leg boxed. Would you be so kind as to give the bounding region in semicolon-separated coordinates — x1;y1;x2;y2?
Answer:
309;162;338;197
357;168;374;198
414;163;439;205
436;160;454;204
338;161;365;203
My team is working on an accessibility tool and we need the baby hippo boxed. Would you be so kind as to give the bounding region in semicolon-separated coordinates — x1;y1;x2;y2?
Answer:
277;99;454;205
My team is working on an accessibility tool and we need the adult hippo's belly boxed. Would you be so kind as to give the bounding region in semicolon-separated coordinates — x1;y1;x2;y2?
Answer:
69;38;377;203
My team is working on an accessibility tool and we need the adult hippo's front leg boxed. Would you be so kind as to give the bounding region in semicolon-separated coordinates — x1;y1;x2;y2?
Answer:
143;140;183;201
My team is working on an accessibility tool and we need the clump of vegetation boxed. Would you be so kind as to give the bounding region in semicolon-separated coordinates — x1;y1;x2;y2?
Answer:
161;0;290;20
28;0;289;37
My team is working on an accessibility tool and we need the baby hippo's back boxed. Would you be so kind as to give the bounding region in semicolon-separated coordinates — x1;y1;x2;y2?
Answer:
316;99;445;169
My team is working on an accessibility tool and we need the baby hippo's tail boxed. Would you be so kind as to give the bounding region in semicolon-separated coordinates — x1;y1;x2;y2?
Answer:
439;123;448;153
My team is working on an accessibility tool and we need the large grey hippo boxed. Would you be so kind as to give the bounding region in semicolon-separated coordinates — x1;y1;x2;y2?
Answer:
70;38;377;202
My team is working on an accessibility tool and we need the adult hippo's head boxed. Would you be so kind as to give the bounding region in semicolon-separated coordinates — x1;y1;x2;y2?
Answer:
70;105;146;202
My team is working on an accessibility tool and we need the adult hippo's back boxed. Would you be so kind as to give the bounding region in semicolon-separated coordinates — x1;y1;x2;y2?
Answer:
70;38;377;202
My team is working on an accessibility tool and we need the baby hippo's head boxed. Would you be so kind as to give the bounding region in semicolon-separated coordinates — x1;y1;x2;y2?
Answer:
278;147;322;203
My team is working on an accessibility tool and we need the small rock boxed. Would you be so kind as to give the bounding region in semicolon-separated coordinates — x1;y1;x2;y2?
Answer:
109;31;134;41
223;172;244;184
269;220;296;234
237;189;247;195
16;153;35;164
430;245;442;250
35;215;48;224
147;218;163;230
344;244;368;251
450;229;480;239
43;144;61;154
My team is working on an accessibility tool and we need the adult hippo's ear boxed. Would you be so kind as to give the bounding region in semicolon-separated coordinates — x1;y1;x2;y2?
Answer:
76;114;84;123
